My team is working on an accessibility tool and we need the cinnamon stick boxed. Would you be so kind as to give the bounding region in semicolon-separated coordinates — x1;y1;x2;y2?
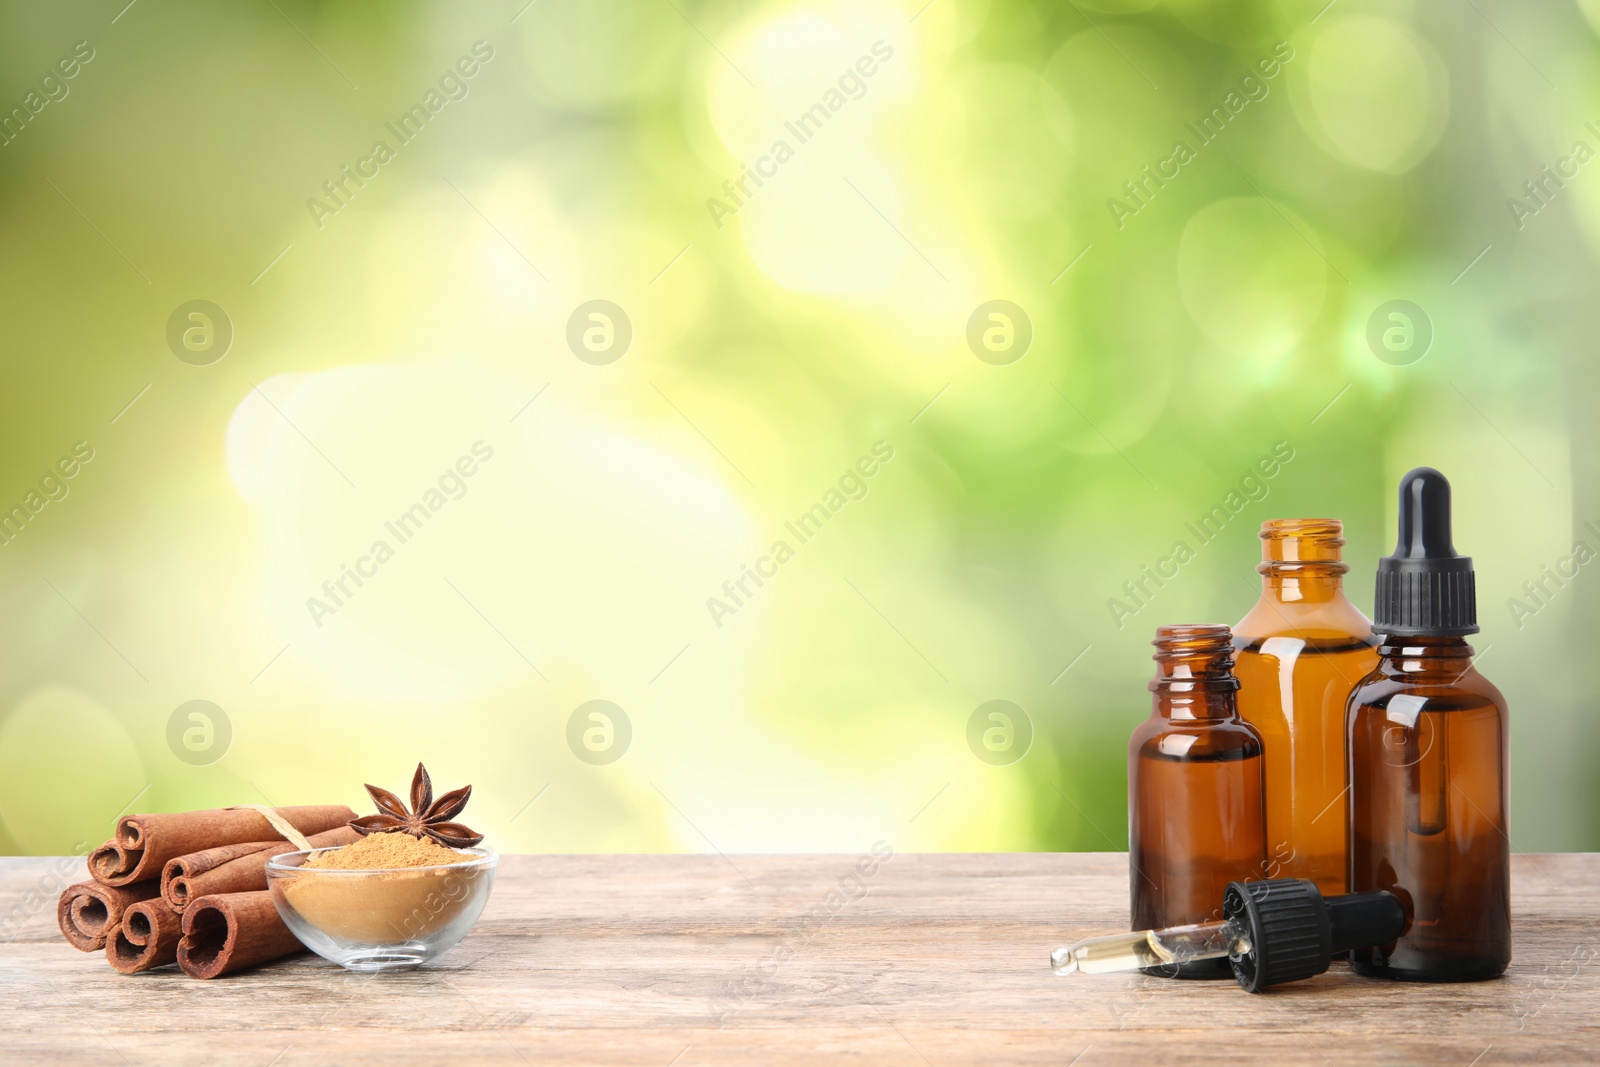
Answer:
178;891;303;979
162;826;360;909
89;805;356;887
57;880;161;952
106;899;184;974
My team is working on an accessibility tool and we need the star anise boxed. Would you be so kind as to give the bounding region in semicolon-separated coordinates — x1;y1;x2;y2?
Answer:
349;763;484;847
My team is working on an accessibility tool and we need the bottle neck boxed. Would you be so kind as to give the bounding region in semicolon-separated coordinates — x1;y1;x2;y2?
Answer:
1152;687;1240;721
1257;519;1350;605
1149;624;1240;721
1259;568;1348;604
1374;635;1477;676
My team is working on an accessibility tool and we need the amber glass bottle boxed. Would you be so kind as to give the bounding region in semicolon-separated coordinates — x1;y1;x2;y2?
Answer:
1129;624;1266;978
1234;519;1379;895
1348;468;1510;981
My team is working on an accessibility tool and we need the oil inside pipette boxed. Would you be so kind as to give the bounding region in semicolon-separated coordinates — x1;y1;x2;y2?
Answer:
1050;919;1250;976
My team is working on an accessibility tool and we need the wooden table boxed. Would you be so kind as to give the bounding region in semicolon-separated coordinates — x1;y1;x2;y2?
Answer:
3;853;1596;1064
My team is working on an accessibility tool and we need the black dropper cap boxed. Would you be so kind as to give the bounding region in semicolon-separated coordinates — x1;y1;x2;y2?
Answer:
1372;467;1478;637
1223;878;1406;993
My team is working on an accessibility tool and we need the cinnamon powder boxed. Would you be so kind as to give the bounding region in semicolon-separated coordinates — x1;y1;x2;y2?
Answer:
282;832;485;945
305;832;468;870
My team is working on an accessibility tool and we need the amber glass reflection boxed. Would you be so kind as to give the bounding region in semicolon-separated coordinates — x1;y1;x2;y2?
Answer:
1347;637;1510;980
1129;624;1266;978
1234;519;1379;894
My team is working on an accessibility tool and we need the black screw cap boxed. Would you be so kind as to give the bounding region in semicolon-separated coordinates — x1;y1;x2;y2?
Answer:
1224;878;1409;993
1225;878;1331;992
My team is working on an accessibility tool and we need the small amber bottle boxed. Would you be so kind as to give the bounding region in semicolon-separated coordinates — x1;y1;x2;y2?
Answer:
1348;468;1510;981
1129;624;1267;978
1234;519;1380;895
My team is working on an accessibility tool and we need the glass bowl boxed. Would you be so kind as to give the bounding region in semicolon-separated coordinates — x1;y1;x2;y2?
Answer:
265;846;496;972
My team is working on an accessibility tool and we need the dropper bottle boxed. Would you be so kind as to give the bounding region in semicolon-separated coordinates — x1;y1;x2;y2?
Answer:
1347;467;1511;980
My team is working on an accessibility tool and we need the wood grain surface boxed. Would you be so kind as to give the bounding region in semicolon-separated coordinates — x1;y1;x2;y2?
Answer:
2;852;1596;1065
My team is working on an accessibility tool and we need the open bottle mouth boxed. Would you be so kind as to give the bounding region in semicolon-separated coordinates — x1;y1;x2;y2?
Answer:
1152;623;1232;655
1257;518;1349;575
1260;517;1344;542
1149;624;1239;691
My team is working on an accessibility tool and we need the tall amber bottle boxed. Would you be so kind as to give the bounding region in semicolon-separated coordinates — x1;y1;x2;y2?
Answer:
1129;624;1266;978
1234;519;1380;894
1348;468;1510;980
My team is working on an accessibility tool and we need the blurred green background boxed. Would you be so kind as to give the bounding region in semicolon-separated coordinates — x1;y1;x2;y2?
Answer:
0;0;1594;856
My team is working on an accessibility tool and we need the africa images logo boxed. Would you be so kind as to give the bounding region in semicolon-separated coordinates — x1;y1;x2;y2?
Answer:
705;441;894;627
305;42;495;230
305;441;494;627
705;41;895;229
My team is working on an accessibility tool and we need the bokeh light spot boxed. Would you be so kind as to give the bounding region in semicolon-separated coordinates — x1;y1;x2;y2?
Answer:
0;686;145;854
1307;16;1448;174
1178;197;1328;377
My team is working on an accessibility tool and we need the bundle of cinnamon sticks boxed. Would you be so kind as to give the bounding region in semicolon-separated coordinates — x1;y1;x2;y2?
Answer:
57;804;357;978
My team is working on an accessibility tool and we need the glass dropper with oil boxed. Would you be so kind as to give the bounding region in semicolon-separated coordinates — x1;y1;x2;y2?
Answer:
1051;878;1406;992
1052;917;1251;976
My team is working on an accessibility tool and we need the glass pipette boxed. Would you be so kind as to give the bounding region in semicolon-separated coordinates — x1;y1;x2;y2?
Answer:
1051;918;1249;975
